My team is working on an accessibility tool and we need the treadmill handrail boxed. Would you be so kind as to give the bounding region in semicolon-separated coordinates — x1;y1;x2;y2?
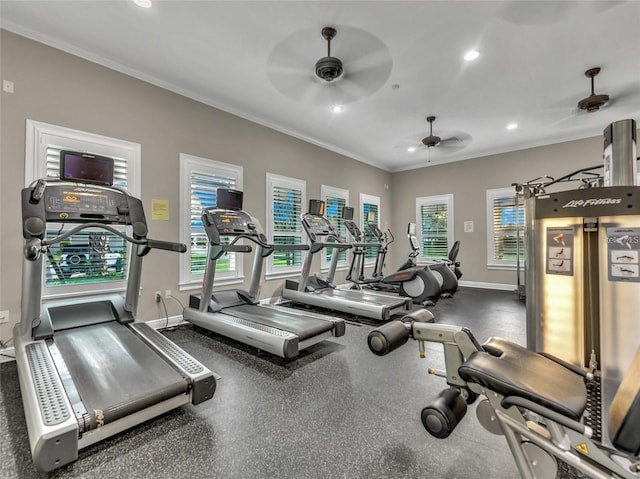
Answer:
274;244;309;251
221;244;253;253
312;241;352;250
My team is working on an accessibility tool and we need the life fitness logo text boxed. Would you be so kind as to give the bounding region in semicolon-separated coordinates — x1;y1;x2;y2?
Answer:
562;198;622;208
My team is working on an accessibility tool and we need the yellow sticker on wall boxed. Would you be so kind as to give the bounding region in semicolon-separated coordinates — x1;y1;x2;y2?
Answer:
151;199;169;221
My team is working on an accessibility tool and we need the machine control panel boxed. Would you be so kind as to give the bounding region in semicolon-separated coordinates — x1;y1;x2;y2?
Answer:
302;214;338;237
203;209;257;236
22;181;147;240
33;184;134;225
343;219;362;240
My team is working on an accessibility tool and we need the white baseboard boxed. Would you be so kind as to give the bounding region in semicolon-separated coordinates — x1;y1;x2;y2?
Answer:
459;280;517;291
146;315;188;330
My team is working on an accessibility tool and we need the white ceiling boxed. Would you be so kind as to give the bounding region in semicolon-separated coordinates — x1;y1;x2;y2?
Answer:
1;1;639;172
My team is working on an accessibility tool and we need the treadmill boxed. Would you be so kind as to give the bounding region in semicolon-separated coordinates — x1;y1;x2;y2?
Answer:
282;200;412;321
183;189;345;359
14;151;216;473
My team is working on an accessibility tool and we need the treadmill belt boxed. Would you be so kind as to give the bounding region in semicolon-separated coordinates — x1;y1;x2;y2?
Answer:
225;304;333;341
52;322;188;428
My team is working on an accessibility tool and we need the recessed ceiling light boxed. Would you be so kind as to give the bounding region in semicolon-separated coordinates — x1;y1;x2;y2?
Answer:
133;0;152;8
507;123;518;130
407;146;416;153
331;105;343;113
464;50;480;61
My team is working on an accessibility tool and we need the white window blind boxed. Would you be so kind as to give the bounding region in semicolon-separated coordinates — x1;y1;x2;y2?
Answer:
416;194;454;260
180;154;243;288
25;120;141;297
266;173;306;277
487;187;524;269
321;185;349;269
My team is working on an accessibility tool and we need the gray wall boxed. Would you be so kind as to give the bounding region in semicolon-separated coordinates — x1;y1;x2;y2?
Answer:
389;136;612;286
1;30;634;345
0;30;391;343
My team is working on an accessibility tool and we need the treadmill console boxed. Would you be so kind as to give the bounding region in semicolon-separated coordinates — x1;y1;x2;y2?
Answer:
301;213;339;240
202;208;258;244
22;182;145;239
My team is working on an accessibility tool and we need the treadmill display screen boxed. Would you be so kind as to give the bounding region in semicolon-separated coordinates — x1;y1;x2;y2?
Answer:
60;150;114;186
308;199;325;215
342;206;354;221
217;188;243;210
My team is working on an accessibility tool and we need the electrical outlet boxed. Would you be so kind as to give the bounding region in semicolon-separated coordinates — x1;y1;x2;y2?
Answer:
0;310;8;324
165;290;171;299
154;291;161;303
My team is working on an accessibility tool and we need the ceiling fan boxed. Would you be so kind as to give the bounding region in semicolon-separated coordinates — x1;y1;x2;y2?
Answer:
422;116;463;148
399;116;471;163
551;66;640;127
315;27;343;82
577;67;609;112
267;25;392;105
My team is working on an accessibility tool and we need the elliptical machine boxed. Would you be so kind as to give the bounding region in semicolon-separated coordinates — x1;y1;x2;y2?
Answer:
342;207;441;307
403;223;461;298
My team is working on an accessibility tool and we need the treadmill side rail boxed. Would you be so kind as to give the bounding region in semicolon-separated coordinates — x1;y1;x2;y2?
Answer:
130;322;217;404
14;333;79;473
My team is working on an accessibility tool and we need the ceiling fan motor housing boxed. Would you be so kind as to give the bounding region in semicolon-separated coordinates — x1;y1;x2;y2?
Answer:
422;136;441;148
315;56;343;82
578;94;610;112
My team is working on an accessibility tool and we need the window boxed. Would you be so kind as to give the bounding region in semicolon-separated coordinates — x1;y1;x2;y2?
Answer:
487;187;524;269
415;194;454;260
266;173;306;277
321;185;349;270
25;120;141;298
179;154;243;288
360;193;380;264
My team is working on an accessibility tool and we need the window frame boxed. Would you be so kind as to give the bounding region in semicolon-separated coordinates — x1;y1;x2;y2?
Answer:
415;194;454;262
179;154;244;290
320;185;349;271
360;193;381;266
486;187;524;270
25;120;141;298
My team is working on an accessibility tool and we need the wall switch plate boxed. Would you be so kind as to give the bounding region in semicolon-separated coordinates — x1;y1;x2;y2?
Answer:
2;80;14;93
0;311;9;324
